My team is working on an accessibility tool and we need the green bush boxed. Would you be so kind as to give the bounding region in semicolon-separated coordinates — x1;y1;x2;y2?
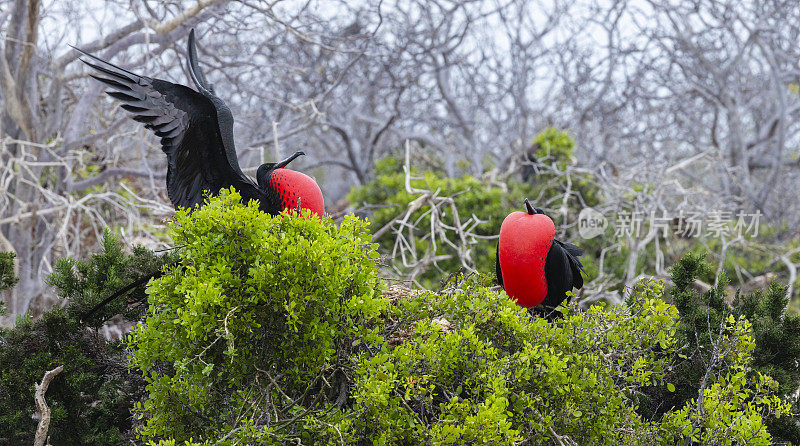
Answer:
123;192;793;445
0;308;144;445
0;251;17;315
47;229;179;328
0;234;173;446
660;315;791;445
128;188;386;442
349;275;791;445
0;251;18;293
5;188;795;445
640;252;800;443
349;276;675;444
533;126;576;170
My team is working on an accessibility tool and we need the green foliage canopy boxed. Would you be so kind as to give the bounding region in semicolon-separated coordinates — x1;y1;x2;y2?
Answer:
47;230;178;327
642;252;800;444
128;189;386;441
0;234;173;445
129;194;792;445
2;184;797;446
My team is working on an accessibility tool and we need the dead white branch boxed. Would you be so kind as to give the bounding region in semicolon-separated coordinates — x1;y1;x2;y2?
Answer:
373;141;490;281
33;365;63;446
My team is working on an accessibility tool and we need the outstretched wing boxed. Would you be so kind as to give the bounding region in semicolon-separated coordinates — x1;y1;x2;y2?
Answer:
74;47;257;210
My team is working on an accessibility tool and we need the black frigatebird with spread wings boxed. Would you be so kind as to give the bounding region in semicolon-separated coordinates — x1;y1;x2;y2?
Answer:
75;29;325;324
74;29;324;216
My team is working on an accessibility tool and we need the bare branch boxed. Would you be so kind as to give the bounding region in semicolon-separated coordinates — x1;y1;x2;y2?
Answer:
33;365;63;446
67;168;167;192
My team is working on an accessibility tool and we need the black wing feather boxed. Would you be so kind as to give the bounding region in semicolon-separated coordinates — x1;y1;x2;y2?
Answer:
495;244;504;287
540;239;585;310
558;240;584;258
75;47;260;210
556;240;585;289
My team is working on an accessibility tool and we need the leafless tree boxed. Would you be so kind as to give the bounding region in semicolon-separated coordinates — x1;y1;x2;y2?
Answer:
0;0;282;316
1;0;799;319
559;0;800;224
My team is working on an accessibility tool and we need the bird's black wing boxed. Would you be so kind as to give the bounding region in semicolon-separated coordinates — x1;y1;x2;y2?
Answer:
557;240;585;289
74;47;258;210
540;239;585;310
495;244;504;287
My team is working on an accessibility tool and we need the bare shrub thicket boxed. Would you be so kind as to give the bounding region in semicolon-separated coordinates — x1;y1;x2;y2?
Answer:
2;0;799;316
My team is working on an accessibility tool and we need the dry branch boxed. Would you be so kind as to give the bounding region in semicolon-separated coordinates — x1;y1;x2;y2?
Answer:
33;365;63;446
371;141;496;283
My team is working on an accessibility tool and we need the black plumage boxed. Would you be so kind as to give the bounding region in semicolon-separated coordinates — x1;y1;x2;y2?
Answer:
74;29;298;215
539;240;584;311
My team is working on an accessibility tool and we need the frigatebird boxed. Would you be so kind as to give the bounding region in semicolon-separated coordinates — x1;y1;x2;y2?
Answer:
76;29;325;324
496;199;585;319
74;29;324;216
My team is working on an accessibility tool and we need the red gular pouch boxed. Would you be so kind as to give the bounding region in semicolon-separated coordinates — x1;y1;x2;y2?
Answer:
269;168;325;217
498;203;555;307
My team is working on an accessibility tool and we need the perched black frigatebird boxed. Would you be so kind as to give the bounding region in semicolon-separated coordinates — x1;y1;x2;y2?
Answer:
74;29;324;216
496;199;585;319
75;30;325;324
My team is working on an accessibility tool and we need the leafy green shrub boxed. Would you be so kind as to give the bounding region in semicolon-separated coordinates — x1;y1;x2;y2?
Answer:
660;314;791;445
128;188;386;442
641;252;800;443
348;274;791;445
533;126;576;170
87;194;787;445
0;308;144;445
0;251;18;293
528;127;602;212
0;251;17;315
0;235;173;445
348;276;676;444
6;187;794;445
47;229;179;328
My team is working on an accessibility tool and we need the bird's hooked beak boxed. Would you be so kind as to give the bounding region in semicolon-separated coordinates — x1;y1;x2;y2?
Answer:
255;151;306;190
524;198;536;215
523;198;545;215
274;150;305;169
